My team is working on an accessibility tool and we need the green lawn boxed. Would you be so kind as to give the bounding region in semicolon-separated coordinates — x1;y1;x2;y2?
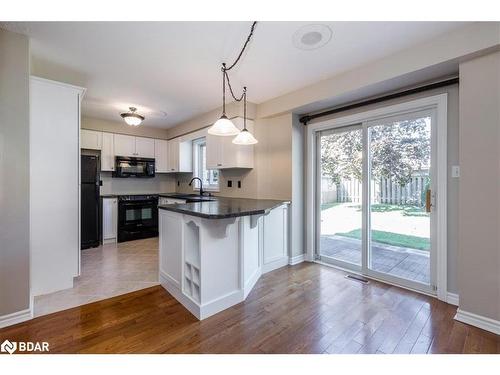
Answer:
352;203;429;217
321;202;342;211
336;228;430;251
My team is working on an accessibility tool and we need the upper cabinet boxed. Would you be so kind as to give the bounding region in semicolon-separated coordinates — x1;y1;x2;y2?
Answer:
81;129;102;150
101;132;115;171
113;134;136;157
114;134;155;158
154;139;169;173
206;117;254;169
135;137;155;158
167;138;192;173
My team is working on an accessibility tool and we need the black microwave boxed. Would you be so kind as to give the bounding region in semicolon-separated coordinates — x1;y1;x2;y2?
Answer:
113;156;155;178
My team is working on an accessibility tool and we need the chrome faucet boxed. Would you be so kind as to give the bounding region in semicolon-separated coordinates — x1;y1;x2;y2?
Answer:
188;177;204;196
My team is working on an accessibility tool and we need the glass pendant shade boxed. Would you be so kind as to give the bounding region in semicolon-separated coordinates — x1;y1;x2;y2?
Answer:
208;115;240;136
123;116;143;126
232;128;258;145
120;107;144;126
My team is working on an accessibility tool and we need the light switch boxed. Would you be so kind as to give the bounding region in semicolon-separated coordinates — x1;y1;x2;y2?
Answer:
451;165;460;178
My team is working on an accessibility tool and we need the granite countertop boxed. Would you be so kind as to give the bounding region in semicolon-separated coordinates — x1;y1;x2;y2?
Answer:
101;192;178;198
158;196;290;219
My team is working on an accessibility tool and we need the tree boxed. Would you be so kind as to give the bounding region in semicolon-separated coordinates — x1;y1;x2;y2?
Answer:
321;118;430;185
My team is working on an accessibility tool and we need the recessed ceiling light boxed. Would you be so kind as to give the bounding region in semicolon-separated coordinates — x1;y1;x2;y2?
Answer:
292;24;332;51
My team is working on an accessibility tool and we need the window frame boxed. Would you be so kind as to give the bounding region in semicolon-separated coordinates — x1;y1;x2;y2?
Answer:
192;137;220;192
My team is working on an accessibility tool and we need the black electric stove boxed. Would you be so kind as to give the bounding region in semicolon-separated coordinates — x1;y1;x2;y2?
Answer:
117;195;158;242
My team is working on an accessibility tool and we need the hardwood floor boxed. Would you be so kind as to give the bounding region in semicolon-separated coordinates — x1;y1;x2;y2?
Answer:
1;262;498;354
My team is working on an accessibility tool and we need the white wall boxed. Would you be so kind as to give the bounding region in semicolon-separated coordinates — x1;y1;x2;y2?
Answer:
0;29;31;317
458;51;500;322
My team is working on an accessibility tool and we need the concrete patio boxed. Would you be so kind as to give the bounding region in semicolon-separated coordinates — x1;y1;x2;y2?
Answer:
320;235;430;284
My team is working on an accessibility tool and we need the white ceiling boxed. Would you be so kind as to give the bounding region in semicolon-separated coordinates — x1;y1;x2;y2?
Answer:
3;21;467;128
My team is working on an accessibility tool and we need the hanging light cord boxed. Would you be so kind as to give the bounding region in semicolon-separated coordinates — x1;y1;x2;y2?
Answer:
225;21;257;72
220;21;257;131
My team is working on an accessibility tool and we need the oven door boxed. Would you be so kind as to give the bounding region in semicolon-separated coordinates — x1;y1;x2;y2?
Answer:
118;200;158;242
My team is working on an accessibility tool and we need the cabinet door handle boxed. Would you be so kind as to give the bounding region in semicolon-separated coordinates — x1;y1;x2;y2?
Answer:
217;163;222;166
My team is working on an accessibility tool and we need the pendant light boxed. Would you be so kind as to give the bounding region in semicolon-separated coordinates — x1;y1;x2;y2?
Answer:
208;21;259;145
120;107;145;126
208;63;240;136
232;87;258;145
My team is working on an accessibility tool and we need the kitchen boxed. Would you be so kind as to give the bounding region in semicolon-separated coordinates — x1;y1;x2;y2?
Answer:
34;58;290;317
2;18;500;356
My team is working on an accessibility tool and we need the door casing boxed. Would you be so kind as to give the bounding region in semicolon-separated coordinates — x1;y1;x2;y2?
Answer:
306;94;448;301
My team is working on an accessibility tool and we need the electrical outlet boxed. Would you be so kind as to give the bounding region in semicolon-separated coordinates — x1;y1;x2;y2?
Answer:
177;181;180;186
238;180;241;188
451;165;460;178
227;180;232;188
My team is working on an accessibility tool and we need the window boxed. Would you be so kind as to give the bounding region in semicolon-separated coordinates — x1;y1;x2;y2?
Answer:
193;137;219;191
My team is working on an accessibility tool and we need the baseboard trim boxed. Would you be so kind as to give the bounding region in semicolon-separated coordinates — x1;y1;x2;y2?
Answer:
446;292;459;306
262;257;288;274
243;268;261;299
160;271;200;319
455;309;500;335
289;254;305;265
0;307;33;329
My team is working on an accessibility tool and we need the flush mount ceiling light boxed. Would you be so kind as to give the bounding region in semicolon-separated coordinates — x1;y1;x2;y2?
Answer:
120;107;145;126
209;22;259;145
292;24;332;51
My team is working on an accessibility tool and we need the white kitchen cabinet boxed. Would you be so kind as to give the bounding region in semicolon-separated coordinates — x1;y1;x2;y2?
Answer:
114;134;155;158
102;197;118;243
81;129;102;150
206;117;254;169
135;136;155;158
167;138;192;173
159;210;183;288
101;132;115;171
30;76;85;296
154;139;169;173
262;204;289;273
113;134;136;157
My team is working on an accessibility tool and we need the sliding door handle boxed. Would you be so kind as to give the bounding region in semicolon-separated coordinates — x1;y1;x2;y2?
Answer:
425;189;432;213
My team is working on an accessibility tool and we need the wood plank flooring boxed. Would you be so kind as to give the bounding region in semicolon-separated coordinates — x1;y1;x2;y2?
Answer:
1;262;498;354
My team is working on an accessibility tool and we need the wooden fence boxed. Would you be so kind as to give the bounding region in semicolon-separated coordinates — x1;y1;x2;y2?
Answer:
321;170;429;206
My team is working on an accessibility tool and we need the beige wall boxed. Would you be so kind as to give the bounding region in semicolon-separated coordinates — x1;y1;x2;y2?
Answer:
82;116;169;139
175;113;293;201
166;101;257;140
0;29;31;316
458;51;500;321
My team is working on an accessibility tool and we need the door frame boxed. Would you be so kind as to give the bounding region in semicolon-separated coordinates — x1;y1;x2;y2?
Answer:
305;93;448;301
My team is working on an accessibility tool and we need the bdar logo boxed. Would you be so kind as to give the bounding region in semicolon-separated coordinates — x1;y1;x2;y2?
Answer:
1;340;17;354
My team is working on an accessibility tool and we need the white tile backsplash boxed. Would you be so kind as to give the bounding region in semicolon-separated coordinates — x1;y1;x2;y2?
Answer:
100;172;176;195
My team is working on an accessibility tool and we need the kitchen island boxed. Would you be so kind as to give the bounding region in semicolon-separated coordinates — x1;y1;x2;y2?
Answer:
158;196;290;319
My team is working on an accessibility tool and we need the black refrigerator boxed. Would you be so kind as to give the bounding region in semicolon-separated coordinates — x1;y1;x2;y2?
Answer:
81;154;100;249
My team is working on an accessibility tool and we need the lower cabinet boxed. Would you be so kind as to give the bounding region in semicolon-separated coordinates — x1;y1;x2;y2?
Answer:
102;197;117;243
262;204;289;273
159;210;183;288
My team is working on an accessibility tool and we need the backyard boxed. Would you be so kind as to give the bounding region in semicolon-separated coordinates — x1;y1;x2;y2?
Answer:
320;202;431;284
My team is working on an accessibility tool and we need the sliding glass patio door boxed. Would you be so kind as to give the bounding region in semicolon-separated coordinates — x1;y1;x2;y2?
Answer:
318;125;363;270
317;109;436;293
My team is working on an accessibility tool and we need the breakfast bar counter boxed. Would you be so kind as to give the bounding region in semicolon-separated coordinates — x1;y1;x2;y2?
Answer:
158;196;290;320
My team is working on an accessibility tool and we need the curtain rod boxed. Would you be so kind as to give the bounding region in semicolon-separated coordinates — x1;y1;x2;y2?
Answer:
299;77;459;125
